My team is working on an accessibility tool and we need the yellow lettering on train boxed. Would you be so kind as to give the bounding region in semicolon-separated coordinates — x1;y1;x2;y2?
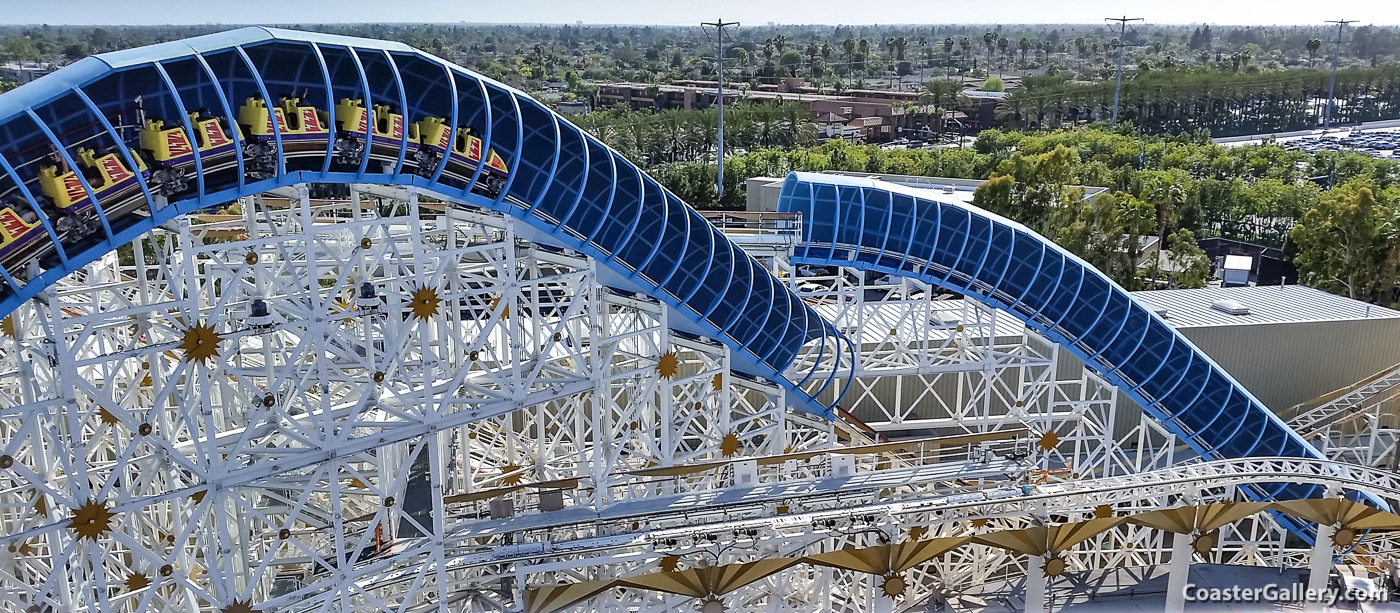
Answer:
63;174;86;204
100;156;133;183
166;129;192;157
486;150;508;173
0;209;37;244
301;108;324;132
466;135;482;162
271;108;286;133
202;120;230;148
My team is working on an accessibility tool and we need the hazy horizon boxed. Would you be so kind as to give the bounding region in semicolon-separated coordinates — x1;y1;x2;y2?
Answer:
3;0;1399;28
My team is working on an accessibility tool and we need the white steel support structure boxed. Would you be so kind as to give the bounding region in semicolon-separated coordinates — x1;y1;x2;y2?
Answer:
0;188;1395;613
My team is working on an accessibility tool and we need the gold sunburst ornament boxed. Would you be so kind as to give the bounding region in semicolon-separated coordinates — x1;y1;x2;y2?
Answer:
69;499;115;541
1193;531;1217;555
500;464;525;486
179;321;223;365
1038;431;1060;451
409;286;440;321
720;432;741;457
659;555;680;572
221;600;263;613
881;573;907;598
125;572;151;591
1043;555;1067;578
656;352;680;378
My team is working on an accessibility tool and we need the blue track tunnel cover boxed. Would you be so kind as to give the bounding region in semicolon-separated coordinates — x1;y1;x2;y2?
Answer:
778;170;1376;507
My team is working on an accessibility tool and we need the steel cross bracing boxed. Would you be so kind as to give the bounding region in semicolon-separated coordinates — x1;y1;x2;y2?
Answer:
331;456;1400;612
0;186;838;613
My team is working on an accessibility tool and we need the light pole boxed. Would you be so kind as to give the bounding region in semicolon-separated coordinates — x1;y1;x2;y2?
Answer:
1105;15;1143;127
702;19;739;202
1323;19;1356;130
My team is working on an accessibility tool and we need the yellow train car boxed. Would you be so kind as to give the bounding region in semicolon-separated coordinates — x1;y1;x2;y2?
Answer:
38;148;148;210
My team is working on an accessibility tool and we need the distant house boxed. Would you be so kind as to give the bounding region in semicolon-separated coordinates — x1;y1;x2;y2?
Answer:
0;62;54;85
556;101;590;116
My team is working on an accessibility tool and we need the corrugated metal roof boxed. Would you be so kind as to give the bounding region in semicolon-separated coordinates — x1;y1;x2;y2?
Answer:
1129;285;1400;328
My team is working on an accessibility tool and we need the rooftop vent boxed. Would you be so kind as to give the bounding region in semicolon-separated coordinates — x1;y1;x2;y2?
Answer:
1153;308;1169;319
1211;299;1251;316
943;185;956;194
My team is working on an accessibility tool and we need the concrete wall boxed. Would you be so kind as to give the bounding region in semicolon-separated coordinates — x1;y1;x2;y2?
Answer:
745;177;786;212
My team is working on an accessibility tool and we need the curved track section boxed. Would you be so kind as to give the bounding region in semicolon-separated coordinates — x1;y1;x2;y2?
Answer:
0;28;849;416
778;171;1337;502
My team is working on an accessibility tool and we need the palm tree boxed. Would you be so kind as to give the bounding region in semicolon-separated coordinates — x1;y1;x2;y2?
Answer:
983;32;996;69
997;36;1010;77
1306;38;1322;68
994;93;1028;129
958;36;972;75
774;35;787;55
1019;38;1031;68
943;37;955;77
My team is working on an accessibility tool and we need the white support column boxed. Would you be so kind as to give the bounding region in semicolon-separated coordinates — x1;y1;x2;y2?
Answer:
1307;523;1335;612
1165;531;1193;613
1025;554;1047;612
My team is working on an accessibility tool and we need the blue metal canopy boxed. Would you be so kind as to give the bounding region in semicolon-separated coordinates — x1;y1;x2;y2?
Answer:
778;171;1362;505
0;28;850;417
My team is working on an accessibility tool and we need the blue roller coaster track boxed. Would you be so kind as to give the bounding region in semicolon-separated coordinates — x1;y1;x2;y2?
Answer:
0;28;851;418
778;171;1366;506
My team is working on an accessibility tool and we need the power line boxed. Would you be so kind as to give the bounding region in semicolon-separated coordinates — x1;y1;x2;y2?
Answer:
701;19;739;200
1323;19;1357;130
1105;16;1144;128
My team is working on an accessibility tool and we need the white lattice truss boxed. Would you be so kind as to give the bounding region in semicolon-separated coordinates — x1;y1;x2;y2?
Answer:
0;185;1393;613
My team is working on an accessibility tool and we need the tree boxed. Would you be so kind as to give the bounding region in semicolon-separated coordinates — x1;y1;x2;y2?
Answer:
1306;38;1322;68
1290;180;1400;302
982;76;1004;92
1164;230;1210;288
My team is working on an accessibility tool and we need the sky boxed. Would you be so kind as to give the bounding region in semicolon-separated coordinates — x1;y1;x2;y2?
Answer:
3;0;1400;27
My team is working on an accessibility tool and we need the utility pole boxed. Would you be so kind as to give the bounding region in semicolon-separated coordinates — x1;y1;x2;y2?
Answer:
1323;19;1356;130
1105;15;1143;127
702;19;739;202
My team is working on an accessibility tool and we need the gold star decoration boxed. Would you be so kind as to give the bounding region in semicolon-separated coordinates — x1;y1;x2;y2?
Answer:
97;408;121;426
408;286;441;321
1334;527;1358;548
1;315;13;338
1094;504;1113;519
881;573;907;598
1043;555;1067;578
720;432;741;458
1038;431;1060;452
125;573;151;591
179;321;223;365
69;498;115;541
711;373;724;391
1192;531;1215;554
656;352;680;378
221;600;263;613
499;464;525;486
659;555;680;572
908;525;927;540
